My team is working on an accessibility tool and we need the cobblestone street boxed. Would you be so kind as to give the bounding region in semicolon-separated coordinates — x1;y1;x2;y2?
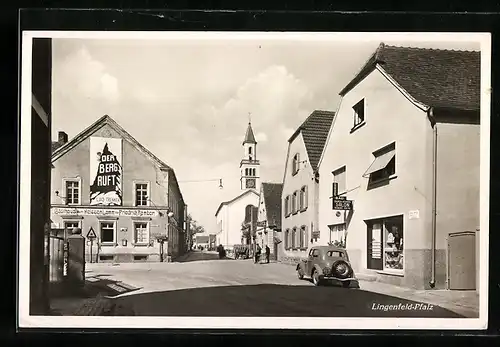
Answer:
79;251;473;318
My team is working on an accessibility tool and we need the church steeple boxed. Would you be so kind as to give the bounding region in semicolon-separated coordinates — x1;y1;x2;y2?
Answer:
243;122;257;145
240;119;260;191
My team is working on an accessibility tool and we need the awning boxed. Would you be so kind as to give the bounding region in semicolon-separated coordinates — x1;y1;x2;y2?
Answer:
362;149;395;177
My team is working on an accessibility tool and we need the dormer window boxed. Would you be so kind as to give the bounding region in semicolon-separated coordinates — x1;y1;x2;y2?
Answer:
353;99;365;129
292;153;300;175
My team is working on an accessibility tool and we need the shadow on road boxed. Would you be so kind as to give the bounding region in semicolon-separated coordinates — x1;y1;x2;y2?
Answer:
175;251;228;263
114;283;463;318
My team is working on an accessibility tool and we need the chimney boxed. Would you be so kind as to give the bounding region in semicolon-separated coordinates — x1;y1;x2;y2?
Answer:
58;131;68;144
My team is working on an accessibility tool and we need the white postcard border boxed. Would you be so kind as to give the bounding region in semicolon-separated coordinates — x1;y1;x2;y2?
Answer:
19;30;491;330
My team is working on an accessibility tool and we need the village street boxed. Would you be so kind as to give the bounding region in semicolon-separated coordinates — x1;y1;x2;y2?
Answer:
81;251;473;318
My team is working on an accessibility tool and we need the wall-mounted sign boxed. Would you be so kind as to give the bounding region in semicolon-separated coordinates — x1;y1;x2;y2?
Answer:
90;136;123;206
409;210;420;220
52;207;161;218
332;198;353;211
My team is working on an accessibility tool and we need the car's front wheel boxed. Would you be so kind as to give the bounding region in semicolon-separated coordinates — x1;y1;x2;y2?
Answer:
312;270;321;286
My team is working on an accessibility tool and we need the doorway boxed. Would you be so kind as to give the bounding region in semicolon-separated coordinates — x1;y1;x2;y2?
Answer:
367;221;383;270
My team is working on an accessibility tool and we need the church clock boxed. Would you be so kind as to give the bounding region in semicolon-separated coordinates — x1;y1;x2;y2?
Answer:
246;178;256;189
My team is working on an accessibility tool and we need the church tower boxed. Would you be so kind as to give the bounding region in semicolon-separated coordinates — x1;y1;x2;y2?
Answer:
240;121;260;191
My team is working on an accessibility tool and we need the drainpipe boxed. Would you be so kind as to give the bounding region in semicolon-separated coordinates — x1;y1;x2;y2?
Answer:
428;107;437;288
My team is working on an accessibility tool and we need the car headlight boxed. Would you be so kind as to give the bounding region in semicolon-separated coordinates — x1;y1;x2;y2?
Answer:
322;267;331;275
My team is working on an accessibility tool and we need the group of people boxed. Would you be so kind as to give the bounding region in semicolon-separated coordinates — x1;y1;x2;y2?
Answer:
254;244;271;264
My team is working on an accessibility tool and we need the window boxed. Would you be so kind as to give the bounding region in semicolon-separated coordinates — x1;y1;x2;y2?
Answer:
311;248;320;257
353;99;365;127
284;196;290;217
134;222;149;244
284;229;290;249
299;186;308;211
63;221;80;236
292;153;300;175
332;166;346;195
364;143;396;187
329;224;346;247
291;227;297;249
292;191;298;214
249;147;252;155
366;215;403;271
64;179;81;205
134;182;149;206
327;251;344;258
100;221;115;244
299;225;308;249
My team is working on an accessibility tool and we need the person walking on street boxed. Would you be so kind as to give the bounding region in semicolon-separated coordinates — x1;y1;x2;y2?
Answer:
255;244;261;264
265;245;270;263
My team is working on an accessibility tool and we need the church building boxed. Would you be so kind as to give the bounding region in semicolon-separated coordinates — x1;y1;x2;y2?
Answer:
215;121;261;252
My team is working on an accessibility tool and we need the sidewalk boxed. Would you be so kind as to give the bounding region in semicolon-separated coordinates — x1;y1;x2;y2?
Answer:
49;279;136;316
357;279;479;318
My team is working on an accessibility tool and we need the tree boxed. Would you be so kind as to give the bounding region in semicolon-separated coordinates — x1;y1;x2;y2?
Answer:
187;214;205;235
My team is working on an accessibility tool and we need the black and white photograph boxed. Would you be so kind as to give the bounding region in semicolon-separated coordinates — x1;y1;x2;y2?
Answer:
19;31;490;330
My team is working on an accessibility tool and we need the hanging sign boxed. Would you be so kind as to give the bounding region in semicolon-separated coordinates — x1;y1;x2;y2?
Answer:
332;198;353;210
89;136;123;206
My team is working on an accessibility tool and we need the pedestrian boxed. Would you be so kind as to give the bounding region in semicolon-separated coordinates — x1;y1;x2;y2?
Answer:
265;245;270;263
255;244;261;264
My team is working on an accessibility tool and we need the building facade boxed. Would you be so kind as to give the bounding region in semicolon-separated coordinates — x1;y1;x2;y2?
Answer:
256;182;283;261
51;115;187;263
317;43;480;290
215;190;260;250
280;110;335;264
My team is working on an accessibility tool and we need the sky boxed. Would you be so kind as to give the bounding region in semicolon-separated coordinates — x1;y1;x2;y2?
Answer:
51;35;481;235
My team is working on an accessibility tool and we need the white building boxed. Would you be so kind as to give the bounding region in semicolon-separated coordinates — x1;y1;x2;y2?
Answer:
215;121;260;250
280;110;335;264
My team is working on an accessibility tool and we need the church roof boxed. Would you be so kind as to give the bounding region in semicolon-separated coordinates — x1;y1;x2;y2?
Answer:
243;122;257;145
214;189;259;217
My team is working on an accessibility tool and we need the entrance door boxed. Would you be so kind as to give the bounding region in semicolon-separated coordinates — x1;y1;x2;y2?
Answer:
367;222;383;270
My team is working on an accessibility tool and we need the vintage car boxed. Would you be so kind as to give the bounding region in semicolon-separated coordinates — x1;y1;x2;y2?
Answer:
296;245;359;288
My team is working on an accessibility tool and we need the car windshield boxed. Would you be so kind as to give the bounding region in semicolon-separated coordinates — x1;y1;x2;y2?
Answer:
327;250;344;258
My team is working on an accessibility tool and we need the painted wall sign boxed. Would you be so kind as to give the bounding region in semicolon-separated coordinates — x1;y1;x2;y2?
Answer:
90;136;123;206
409;210;420;220
52;207;161;218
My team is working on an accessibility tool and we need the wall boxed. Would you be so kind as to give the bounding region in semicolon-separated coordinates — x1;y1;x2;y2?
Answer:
51;124;169;208
318;67;435;289
435;120;480;288
216;191;259;249
281;133;318;263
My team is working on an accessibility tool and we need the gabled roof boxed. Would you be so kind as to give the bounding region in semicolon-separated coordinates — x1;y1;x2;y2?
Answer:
339;43;480;112
288;110;336;172
242;122;257;144
261;182;283;230
215;189;259;217
52;114;171;170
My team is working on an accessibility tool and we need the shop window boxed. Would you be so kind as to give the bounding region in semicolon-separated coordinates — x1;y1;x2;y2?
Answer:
329;223;346;247
332;166;346;195
100;221;116;244
134;222;149;245
64;178;81;205
366;215;403;272
134;182;149;206
134;255;148;261
63;221;80;237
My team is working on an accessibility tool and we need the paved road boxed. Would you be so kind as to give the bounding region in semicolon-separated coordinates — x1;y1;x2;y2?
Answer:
85;251;463;318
